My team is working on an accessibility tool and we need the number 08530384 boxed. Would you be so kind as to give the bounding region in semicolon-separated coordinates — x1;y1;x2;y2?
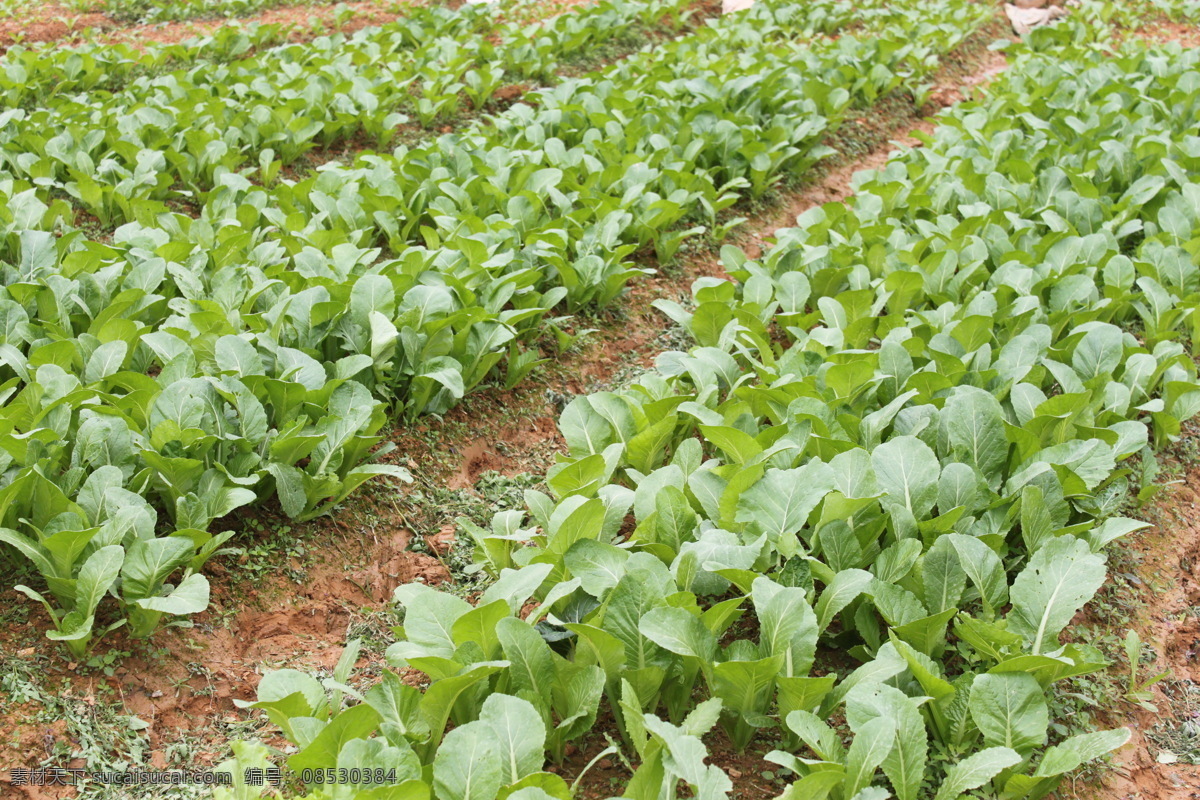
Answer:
299;768;398;786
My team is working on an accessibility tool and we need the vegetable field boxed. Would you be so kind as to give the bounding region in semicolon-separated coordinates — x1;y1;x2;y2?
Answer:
2;0;1200;798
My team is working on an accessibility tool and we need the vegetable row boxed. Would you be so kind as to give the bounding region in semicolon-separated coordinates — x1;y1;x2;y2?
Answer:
0;0;690;219
219;28;1200;800
0;9;464;108
94;0;339;26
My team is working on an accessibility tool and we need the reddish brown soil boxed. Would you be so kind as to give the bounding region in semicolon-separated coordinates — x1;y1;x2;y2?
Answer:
0;514;446;798
0;4;114;49
1081;440;1200;798
1125;18;1200;49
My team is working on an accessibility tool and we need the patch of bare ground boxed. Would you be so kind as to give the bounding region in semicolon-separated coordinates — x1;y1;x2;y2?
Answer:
0;501;446;798
0;4;114;50
1077;423;1200;799
1125;17;1200;49
0;17;1015;800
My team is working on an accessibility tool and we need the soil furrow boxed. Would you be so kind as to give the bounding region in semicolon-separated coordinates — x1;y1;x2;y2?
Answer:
1080;427;1200;798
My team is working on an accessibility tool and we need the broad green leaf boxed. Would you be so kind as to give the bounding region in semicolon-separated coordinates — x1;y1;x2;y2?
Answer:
121;536;194;601
934;747;1021;800
76;545;124;617
922;538;965;615
499;776;570;800
563;539;629;597
784;710;845;762
479;694;546;783
893;608;958;658
334;737;422;796
639;606;718;665
846;684;928;800
941;387;1007;486
288;704;382;773
1033;727;1131;777
364;670;430;743
711;655;784;748
496;616;555;699
133;572;209;615
1070;324;1123;383
753;576;817;677
1008;537;1106;654
432;720;503;800
394;583;472;659
735;462;836;554
843;715;896;798
816;569;874;632
451;600;510;659
419;664;507;759
84;340;128;384
777;675;837;717
942;534;1008;618
968;673;1048;756
643;711;733;799
872;437;940;519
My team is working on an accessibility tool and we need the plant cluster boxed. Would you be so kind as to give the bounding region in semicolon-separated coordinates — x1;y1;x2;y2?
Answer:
0;0;706;654
1073;0;1200;29
1;21;346;106
0;0;985;651
225;24;1200;800
96;0;328;26
0;0;671;218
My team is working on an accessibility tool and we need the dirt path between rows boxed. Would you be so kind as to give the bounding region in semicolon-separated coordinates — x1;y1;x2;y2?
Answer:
1083;428;1200;799
0;3;113;49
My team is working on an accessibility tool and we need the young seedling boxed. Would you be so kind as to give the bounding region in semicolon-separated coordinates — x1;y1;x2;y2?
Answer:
1124;631;1171;713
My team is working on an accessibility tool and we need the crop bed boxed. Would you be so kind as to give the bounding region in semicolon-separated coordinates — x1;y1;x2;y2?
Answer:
3;0;1200;799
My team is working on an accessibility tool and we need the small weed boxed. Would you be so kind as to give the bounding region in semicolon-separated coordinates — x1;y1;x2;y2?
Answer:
1124;631;1171;712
